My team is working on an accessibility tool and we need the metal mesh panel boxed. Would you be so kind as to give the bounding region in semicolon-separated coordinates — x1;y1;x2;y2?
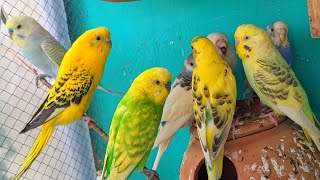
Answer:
0;0;96;179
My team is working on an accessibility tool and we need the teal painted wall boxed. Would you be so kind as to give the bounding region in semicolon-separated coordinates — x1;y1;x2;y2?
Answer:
64;0;320;179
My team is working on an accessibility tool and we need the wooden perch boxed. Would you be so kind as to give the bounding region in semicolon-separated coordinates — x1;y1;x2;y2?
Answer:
307;0;320;38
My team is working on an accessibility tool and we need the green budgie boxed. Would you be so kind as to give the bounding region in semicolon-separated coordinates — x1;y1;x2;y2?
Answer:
101;67;172;180
5;15;122;95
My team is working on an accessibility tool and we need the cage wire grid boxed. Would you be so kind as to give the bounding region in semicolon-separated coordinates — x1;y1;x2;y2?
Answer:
0;0;96;179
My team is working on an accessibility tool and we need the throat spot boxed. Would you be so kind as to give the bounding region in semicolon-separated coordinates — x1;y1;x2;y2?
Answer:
244;45;251;52
154;91;160;96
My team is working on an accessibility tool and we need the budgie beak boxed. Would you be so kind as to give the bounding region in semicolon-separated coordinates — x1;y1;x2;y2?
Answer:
235;38;239;47
8;29;13;39
165;82;171;91
106;37;111;43
216;39;227;54
278;29;286;43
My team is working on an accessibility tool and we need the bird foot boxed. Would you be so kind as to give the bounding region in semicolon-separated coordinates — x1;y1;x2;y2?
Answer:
35;74;52;87
82;115;95;127
142;167;160;180
232;117;240;140
246;86;254;107
259;111;278;126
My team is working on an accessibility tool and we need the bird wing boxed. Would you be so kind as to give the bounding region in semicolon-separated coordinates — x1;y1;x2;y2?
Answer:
254;58;320;136
107;100;162;179
41;37;67;66
102;102;127;179
42;38;124;97
20;66;93;133
153;77;194;149
1;5;8;24
193;65;236;167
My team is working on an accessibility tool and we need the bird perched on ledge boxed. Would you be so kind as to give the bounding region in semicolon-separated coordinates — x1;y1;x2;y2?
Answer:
192;36;237;180
235;23;320;152
152;32;237;171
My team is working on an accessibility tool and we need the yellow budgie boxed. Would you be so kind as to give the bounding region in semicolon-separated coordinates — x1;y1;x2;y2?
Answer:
152;32;237;171
13;27;112;179
191;36;237;180
234;24;320;151
5;15;121;95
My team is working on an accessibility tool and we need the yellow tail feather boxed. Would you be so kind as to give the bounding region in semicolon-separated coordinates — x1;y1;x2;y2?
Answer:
207;150;224;180
13;121;56;180
303;128;320;152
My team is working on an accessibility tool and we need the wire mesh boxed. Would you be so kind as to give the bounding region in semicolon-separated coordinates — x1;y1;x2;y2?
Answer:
0;0;96;179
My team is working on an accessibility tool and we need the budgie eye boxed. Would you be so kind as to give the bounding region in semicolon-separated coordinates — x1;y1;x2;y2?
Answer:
191;46;194;50
190;62;194;66
245;36;249;40
17;25;22;29
153;80;160;86
271;28;274;32
95;36;102;41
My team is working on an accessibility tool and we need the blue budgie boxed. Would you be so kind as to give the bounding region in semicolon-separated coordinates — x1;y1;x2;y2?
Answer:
267;21;293;66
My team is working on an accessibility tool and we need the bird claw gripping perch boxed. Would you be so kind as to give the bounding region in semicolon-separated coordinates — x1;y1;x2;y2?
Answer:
142;167;160;180
35;74;52;87
259;111;279;126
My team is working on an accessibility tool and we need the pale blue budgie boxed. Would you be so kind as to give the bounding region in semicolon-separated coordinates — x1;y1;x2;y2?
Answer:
267;21;293;66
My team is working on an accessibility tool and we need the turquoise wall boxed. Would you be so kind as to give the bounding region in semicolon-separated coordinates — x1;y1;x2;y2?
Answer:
64;0;320;179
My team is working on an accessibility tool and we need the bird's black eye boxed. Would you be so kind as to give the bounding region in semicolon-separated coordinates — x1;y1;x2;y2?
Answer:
190;62;194;66
153;80;160;85
245;36;249;40
17;25;22;29
271;28;274;32
95;36;102;41
191;46;194;50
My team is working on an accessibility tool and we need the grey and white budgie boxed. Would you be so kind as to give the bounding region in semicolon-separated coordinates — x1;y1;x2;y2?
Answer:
207;32;237;73
152;32;237;170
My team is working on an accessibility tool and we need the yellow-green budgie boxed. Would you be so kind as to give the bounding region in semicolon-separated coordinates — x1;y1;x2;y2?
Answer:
234;24;320;151
191;36;237;180
13;27;112;179
101;67;172;180
5;15;121;95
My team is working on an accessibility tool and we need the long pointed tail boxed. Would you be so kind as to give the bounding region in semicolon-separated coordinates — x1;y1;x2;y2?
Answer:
13;122;55;180
303;128;320;152
207;150;224;180
303;113;320;152
152;136;173;170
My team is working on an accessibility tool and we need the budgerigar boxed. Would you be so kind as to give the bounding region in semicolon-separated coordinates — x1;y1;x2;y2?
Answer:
152;32;237;171
13;27;112;179
246;21;293;105
234;24;320;151
5;15;122;95
101;67;172;180
191;36;237;180
267;21;293;66
207;32;237;73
